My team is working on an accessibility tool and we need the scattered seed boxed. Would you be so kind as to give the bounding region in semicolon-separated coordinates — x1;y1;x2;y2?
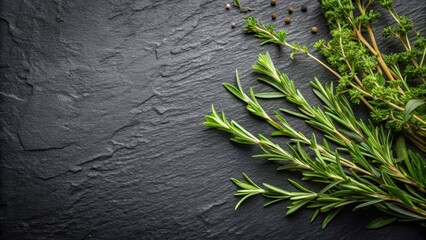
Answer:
226;3;231;10
271;0;277;6
311;26;318;34
301;4;307;12
231;22;236;28
284;17;291;24
271;12;277;20
288;6;293;14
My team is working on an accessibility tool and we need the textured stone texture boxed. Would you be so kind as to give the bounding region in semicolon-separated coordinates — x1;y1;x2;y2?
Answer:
0;0;425;239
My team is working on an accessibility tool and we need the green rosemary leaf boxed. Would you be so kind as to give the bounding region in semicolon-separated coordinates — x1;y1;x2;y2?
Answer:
286;199;312;215
405;184;426;202
311;209;321;222
223;83;245;102
263;183;291;196
263;198;288;207
288;179;314;193
279;108;310;120
367;217;398;229
255;92;286;99
381;185;414;207
318;181;343;195
230;178;258;191
235;193;256;210
322;208;342;229
242;172;261;189
384;203;426;220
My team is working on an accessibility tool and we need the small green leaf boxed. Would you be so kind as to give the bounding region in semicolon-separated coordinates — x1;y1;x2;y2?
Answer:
286;199;311;215
230;178;258;190
404;99;425;121
255;92;286;99
290;193;316;200
242;173;261;189
263;183;291;196
385;203;425;220
235;193;256;210
353;199;385;211
263;198;287;207
381;185;414;207
233;0;254;11
288;178;314;193
318;181;342;194
322;208;341;229
280;108;310;120
366;217;398;229
311;208;320;222
223;83;245;102
271;131;286;136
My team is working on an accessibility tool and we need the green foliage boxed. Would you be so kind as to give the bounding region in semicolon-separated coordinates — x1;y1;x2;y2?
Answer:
378;0;393;9
242;0;426;151
233;0;254;12
204;52;426;228
243;17;287;46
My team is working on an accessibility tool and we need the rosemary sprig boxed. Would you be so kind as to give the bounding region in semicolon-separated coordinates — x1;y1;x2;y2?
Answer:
242;0;426;152
204;52;426;228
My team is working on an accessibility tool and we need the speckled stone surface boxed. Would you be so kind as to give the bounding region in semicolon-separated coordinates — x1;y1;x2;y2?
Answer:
1;0;425;239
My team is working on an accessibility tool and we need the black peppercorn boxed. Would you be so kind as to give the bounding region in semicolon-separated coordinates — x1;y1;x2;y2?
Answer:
271;0;277;6
272;13;277;20
311;26;318;34
288;6;293;14
284;17;291;24
301;4;307;12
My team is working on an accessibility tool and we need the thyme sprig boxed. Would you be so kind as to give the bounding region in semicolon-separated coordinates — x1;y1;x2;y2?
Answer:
233;0;255;12
204;52;426;228
242;0;426;152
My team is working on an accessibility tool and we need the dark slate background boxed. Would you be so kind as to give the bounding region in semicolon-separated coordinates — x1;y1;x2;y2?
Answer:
1;0;425;239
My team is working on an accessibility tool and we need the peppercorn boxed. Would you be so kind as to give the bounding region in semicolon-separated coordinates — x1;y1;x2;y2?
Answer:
271;12;277;20
311;26;318;34
301;4;307;12
271;0;277;6
226;3;231;10
231;22;236;28
284;17;291;24
288;6;293;14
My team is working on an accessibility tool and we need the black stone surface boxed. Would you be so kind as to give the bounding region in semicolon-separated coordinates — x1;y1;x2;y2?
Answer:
1;0;425;239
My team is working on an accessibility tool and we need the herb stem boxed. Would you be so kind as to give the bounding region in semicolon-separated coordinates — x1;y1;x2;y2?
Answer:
355;29;377;55
420;47;426;67
305;52;342;79
413;115;426;126
337;22;365;88
253;24;342;79
388;8;400;25
366;25;405;94
353;3;401;90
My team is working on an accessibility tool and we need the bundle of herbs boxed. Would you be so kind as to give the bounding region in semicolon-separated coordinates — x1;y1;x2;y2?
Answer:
243;0;426;151
205;0;426;229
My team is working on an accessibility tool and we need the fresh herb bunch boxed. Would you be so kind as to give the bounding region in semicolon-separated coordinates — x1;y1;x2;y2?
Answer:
204;52;426;228
243;0;426;151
